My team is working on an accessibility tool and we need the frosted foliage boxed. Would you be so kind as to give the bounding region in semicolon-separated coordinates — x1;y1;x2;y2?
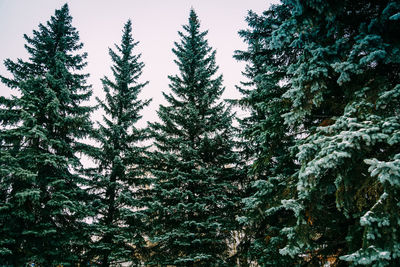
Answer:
341;246;391;266
296;100;400;199
279;227;305;257
281;198;303;217
365;156;400;186
295;96;400;265
235;0;400;265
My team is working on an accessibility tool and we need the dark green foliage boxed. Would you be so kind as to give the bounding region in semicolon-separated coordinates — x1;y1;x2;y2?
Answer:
278;1;400;265
234;4;300;266
1;1;398;266
146;9;243;266
86;20;150;265
0;4;93;266
237;0;400;266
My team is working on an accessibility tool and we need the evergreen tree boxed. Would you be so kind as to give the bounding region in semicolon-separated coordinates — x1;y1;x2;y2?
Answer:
86;20;150;266
0;4;93;266
282;1;400;266
237;0;400;265
147;9;242;266
234;4;299;266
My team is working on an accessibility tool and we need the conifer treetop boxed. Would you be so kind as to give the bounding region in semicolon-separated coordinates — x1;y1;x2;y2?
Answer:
166;9;223;106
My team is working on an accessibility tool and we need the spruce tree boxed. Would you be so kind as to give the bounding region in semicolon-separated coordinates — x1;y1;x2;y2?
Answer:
147;9;242;266
0;4;93;266
234;5;299;266
237;0;400;265
282;1;400;265
86;20;150;266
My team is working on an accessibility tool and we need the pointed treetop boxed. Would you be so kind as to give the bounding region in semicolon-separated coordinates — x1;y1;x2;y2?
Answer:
124;19;132;33
121;19;135;49
189;8;200;29
189;8;197;19
52;3;71;24
61;3;69;12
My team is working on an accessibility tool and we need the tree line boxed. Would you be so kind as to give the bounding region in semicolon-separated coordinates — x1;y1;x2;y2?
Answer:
0;1;399;266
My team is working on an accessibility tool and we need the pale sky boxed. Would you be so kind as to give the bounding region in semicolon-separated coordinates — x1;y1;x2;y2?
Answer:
0;0;276;126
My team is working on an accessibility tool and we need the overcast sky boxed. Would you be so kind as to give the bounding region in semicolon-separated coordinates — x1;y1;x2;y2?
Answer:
0;0;276;126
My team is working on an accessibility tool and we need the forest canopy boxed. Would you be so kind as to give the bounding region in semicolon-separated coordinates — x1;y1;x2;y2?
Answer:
0;1;399;266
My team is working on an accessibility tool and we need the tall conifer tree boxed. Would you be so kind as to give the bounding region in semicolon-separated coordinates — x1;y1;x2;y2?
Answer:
237;0;400;265
0;4;93;265
279;1;400;265
234;4;299;266
86;20;150;266
147;9;242;266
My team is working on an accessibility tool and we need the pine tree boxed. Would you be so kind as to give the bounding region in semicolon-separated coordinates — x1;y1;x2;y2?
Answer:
0;4;93;266
146;9;242;266
86;20;150;266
